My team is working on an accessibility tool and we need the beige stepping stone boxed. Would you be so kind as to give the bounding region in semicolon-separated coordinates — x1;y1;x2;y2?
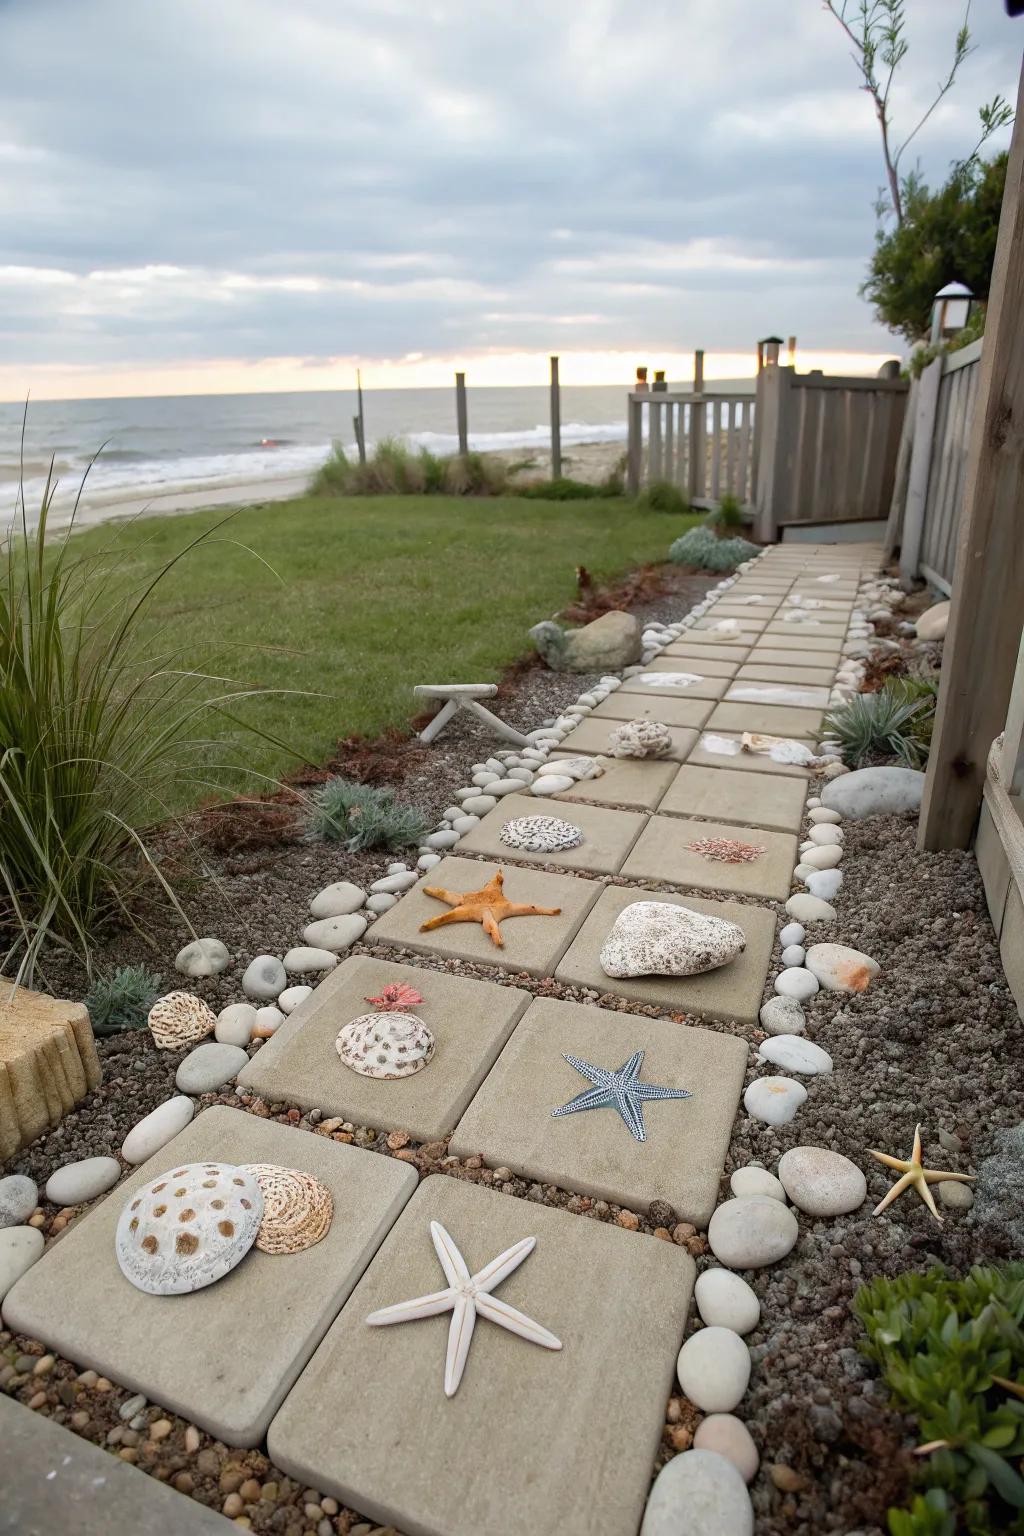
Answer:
735;662;838;689
687;731;815;778
708;601;783;618
725;680;831;708
617;670;729;702
644;652;741;677
364;857;600;977
557;716;698;763
450;997;746;1224
268;1177;694;1536
547;753;678;811
694;615;768;634
780;596;855;611
750;631;844;653
456;793;647;875
588;693;715;730
659;763;807;832
705;700;825;737
749;646;841;671
2;1106;417;1446
763;622;848;641
0;1394;231;1536
662;634;752;656
621;815;798;901
238;956;530;1144
555;885;775;1026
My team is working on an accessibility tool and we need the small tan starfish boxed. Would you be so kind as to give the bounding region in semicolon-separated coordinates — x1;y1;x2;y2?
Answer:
419;869;561;948
867;1123;975;1224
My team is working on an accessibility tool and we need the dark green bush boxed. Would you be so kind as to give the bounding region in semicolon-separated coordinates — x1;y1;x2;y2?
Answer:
515;477;610;501
705;495;745;532
856;1264;1024;1534
637;481;689;515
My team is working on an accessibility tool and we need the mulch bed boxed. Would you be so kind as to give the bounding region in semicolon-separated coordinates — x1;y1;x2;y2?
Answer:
5;567;1017;1536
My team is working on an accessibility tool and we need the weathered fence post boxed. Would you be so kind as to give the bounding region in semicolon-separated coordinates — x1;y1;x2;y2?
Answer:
455;372;469;456
627;393;643;496
688;350;704;502
898;355;942;587
550;355;562;479
919;58;1024;850
883;374;918;558
787;335;797;366
355;369;367;464
753;365;795;542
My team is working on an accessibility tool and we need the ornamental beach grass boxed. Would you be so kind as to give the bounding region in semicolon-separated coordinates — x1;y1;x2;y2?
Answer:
0;451;291;987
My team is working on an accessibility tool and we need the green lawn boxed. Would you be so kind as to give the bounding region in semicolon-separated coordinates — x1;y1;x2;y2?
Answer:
70;492;696;802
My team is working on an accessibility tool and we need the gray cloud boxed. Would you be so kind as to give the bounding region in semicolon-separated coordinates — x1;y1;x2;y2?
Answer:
0;0;1018;368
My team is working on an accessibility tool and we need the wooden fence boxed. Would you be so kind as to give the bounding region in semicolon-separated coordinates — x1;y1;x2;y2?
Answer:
625;390;756;506
893;338;984;593
753;366;908;540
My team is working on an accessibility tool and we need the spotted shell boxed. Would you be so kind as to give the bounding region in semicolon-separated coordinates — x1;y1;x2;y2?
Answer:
115;1162;263;1295
242;1164;333;1255
147;991;217;1051
335;1011;435;1079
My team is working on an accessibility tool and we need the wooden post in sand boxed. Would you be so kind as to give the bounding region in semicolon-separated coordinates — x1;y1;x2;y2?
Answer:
688;349;705;502
550;356;562;479
354;369;367;464
455;372;469;456
787;336;797;366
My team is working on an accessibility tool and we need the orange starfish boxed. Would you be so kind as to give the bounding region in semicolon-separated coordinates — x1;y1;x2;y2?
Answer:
419;869;561;948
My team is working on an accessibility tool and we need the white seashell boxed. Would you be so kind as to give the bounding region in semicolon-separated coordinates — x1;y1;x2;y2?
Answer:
147;992;217;1052
607;719;673;759
499;816;583;853
115;1162;263;1295
242;1164;333;1254
535;755;604;782
336;1011;435;1079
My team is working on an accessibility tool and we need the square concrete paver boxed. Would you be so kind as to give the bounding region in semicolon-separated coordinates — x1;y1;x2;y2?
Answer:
709;600;782;618
694;614;767;634
705;699;825;736
617;669;729;702
725;679;830;708
1;1107;417;1446
643;652;741;677
555;884;776;1026
661;636;752;659
659;762;807;832
238;956;530;1143
548;752;677;811
365;857;600;977
456;793;647;875
556;715;698;763
450;997;746;1224
736;661;837;687
750;631;843;654
749;646;840;671
763;622;848;642
268;1177;694;1536
687;730;814;778
621;813;797;900
0;1394;231;1536
588;692;714;729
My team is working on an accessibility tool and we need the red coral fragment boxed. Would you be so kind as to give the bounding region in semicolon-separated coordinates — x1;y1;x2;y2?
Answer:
364;982;425;1011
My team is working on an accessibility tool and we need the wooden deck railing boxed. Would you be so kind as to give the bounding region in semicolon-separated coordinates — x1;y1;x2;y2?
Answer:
626;390;756;507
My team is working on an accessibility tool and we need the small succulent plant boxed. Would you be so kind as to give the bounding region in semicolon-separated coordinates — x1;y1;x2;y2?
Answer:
84;964;164;1036
668;524;758;572
301;777;430;853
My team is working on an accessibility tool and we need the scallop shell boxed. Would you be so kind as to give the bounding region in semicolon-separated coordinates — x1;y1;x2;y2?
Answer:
335;1011;435;1079
242;1164;333;1255
115;1162;263;1295
148;991;217;1051
499;815;583;853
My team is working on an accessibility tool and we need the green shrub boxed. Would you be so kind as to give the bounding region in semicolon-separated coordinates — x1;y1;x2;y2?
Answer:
84;964;163;1036
0;458;286;985
301;776;429;852
668;524;758;573
825;676;938;768
705;494;745;533
855;1264;1024;1535
637;481;689;515
515;477;610;501
309;439;508;497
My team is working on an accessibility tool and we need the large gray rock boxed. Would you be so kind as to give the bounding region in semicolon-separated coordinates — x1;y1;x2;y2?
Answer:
0;1174;38;1229
641;1448;753;1535
821;765;925;820
175;1042;250;1094
530;610;643;672
916;601;950;641
600;900;746;978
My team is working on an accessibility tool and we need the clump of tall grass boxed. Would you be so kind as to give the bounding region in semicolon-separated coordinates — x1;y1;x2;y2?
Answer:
309;438;509;497
1;451;291;986
636;481;690;514
825;676;938;769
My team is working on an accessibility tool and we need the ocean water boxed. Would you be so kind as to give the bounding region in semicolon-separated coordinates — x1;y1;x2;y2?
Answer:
0;384;642;520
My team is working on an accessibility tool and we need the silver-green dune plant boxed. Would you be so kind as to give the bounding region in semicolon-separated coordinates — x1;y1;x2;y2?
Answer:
1;446;293;987
668;522;758;573
825;676;938;769
83;964;164;1036
302;776;429;852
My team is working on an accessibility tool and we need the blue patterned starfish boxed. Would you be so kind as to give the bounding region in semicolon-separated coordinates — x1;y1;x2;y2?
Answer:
551;1050;692;1142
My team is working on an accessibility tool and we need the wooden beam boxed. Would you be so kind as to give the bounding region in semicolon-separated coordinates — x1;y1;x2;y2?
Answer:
898;355;942;587
549;355;562;479
918;60;1024;851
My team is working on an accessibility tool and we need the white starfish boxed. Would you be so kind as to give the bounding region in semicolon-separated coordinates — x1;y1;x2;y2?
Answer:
365;1220;562;1396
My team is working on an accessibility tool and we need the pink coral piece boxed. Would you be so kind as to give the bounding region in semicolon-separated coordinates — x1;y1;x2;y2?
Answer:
364;982;425;1011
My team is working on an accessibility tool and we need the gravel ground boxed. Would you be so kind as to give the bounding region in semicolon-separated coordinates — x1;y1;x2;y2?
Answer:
5;567;1020;1536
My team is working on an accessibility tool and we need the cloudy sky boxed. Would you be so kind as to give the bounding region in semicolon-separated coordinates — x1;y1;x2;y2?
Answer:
1;0;1019;398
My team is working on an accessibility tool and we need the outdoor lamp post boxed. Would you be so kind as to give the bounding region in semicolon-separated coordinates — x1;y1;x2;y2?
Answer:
759;335;783;368
930;281;974;344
